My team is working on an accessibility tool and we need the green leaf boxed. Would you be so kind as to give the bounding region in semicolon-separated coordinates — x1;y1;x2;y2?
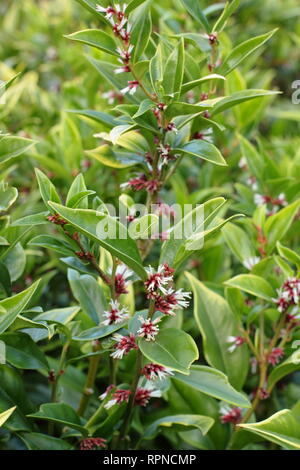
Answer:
211;89;280;116
181;74;225;94
219;29;277;75
150;44;163;94
222;222;254;263
0;280;40;334
130;1;152;62
0;406;16;427
268;350;300;392
68;269;107;324
175;140;227;166
19;432;73;450
11;212;49;227
85;144;144;169
65;29;118;56
186;273;249;389
0;332;49;370
143;414;214;440
0;136;35;165
0;186;18;211
173;365;250;408
67;109;120;128
276;241;300;270
139;328;199;375
162;38;185;98
180;0;210;32
27;403;88;436
29;235;75;257
212;0;240;33
73;322;126;341
126;0;148;14
35;168;61;211
66;173;93;209
265;200;300;252
224;274;276;301
238;402;300;450
48;202;146;280
0;261;11;296
132;99;155;118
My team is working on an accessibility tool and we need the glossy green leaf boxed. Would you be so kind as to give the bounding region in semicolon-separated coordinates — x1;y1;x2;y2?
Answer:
180;0;209;32
211;90;280;116
68;269;107;324
224;274;277;301
186;273;249;389
139;328;199;375
27;403;88;436
0;136;35;165
65;29;118;55
130;1;152;62
143;414;214;439
212;0;240;33
48;202;147;280
173;366;251;408
0;406;16;427
0;281;40;334
0;332;49;370
219;29;277;75
238;402;300;450
268;350;300;392
175;140;227;166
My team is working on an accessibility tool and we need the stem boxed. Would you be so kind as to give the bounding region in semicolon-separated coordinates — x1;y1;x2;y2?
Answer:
228;311;267;449
64;229;111;285
48;340;70;434
77;343;102;417
116;350;142;449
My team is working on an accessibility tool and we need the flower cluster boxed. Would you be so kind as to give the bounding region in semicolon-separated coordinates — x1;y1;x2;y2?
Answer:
267;347;284;366
141;363;174;381
47;213;67;226
104;388;131;409
254;192;287;216
114;264;132;296
79;437;107;450
96;4;137;94
102;299;129;326
273;278;300;314
120;173;160;193
137;316;161;341
227;335;245;353
220;405;242;425
134;384;161;406
144;264;191;316
111;333;138;359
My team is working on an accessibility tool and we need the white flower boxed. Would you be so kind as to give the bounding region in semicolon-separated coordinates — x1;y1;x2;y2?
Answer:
137;316;161;341
243;256;260;270
101;299;129;326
